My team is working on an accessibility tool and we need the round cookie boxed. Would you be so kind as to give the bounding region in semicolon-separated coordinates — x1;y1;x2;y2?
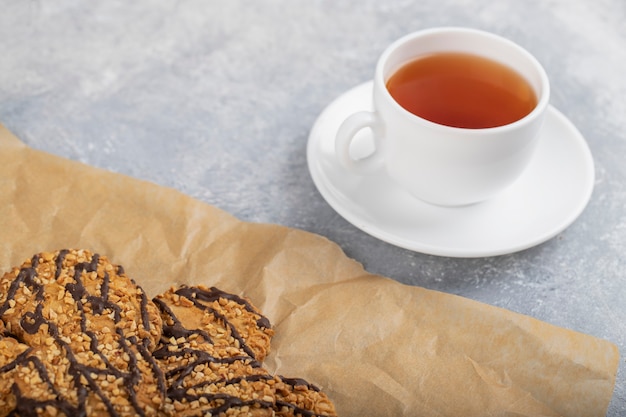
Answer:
153;286;337;417
153;286;276;416
0;249;162;349
0;339;164;417
0;249;166;416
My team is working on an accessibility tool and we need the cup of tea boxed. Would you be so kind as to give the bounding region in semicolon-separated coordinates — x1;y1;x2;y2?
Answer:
335;27;550;206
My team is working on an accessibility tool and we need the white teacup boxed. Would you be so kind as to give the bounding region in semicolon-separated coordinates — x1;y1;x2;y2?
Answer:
335;27;550;206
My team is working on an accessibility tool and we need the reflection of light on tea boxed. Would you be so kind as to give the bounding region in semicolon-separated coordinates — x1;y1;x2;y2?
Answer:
386;52;537;129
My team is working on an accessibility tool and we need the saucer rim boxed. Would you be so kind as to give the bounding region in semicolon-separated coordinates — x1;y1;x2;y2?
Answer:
306;81;595;258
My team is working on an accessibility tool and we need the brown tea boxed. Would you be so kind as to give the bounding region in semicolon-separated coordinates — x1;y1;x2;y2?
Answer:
386;52;537;129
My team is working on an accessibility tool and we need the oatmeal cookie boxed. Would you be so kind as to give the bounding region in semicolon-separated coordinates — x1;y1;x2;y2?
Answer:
0;249;166;416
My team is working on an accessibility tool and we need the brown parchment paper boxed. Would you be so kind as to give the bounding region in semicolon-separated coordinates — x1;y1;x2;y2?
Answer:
0;124;619;417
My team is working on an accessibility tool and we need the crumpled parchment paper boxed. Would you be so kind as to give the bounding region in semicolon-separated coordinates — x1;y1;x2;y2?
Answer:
0;124;619;417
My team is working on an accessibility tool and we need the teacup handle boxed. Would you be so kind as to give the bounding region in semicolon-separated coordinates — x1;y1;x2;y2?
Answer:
335;111;385;175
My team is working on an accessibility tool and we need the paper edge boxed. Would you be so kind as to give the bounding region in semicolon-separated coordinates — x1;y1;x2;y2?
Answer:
0;123;27;147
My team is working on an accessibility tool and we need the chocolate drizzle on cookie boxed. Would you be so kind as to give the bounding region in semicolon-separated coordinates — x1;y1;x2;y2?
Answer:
174;285;269;359
0;249;165;417
152;285;336;417
152;289;276;415
181;286;272;330
4;349;89;417
0;251;337;417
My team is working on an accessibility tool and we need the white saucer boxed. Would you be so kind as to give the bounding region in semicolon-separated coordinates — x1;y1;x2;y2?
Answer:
306;81;595;257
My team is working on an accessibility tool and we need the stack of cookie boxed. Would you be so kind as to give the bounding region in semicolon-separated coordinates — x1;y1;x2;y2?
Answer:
0;249;337;417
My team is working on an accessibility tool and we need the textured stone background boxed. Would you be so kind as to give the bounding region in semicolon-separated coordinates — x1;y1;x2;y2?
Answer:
1;0;625;414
